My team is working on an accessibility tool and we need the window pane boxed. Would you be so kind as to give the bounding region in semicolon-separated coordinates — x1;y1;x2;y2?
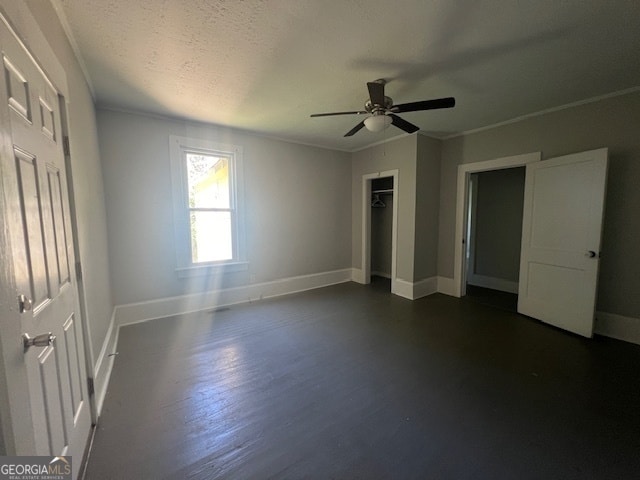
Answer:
186;153;230;208
190;211;233;263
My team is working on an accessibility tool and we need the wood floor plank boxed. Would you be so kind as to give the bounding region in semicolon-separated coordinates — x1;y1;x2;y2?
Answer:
84;281;640;479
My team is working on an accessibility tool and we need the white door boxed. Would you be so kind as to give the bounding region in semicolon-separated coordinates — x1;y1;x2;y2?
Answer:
0;15;91;472
518;148;608;337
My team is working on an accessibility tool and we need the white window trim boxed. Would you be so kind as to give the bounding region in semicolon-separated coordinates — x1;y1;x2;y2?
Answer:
169;135;247;276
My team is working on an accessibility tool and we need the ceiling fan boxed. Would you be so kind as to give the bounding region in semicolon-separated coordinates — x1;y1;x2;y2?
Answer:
310;79;455;137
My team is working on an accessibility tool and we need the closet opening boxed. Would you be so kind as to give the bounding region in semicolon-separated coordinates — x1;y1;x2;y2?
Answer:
370;176;394;291
361;169;398;295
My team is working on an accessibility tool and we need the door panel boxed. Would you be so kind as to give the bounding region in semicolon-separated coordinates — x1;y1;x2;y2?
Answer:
39;93;57;141
47;165;71;288
14;147;51;311
3;55;31;121
530;164;591;250
62;314;85;423
0;14;91;474
37;345;68;455
518;148;608;337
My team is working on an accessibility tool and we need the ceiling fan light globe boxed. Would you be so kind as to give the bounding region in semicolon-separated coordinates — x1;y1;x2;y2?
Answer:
364;115;391;132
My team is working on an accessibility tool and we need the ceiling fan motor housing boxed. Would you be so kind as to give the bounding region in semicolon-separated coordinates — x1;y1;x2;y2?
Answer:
365;96;393;115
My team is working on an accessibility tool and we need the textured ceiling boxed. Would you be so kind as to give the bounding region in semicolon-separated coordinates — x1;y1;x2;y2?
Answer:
53;0;640;151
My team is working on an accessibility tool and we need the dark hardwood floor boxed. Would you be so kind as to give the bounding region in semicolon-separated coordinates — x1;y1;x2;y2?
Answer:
465;284;518;312
84;281;640;479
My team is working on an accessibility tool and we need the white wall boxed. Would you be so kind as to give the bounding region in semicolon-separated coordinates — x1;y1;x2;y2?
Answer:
97;108;352;306
438;90;640;320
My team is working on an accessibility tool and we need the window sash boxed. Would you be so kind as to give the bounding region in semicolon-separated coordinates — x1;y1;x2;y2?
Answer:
170;135;245;272
185;151;233;210
188;209;235;263
183;152;237;265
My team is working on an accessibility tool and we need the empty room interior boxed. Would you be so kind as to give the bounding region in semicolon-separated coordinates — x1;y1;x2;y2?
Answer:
1;1;640;479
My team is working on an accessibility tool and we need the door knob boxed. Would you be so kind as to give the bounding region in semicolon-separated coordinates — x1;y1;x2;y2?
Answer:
586;250;597;258
18;294;33;313
23;332;55;351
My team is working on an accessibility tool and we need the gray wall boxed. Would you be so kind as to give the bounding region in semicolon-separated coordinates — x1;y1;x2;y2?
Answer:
352;136;417;282
414;135;441;281
0;0;114;376
472;167;525;282
97;109;352;305
438;90;640;318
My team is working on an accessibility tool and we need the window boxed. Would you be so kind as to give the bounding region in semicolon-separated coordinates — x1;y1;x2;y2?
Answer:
170;136;246;275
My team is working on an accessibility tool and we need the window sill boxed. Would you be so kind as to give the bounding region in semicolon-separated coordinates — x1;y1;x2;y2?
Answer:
176;261;249;279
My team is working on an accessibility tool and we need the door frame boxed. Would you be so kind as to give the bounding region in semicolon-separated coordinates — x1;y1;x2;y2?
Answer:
361;169;399;293
464;172;479;287
452;152;541;297
58;97;98;424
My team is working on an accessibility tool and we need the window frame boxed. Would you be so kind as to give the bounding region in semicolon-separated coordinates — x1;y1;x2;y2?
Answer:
169;135;247;277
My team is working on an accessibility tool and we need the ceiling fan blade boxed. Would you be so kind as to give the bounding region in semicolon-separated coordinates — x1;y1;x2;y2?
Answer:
344;121;366;137
391;97;455;113
389;114;420;134
310;110;367;117
367;81;386;106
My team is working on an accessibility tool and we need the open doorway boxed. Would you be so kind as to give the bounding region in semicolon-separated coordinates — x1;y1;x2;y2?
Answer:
452;152;541;298
464;167;525;311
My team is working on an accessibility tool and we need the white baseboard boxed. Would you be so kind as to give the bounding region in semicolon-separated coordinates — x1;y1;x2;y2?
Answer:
467;274;519;294
394;279;413;299
115;268;352;327
351;268;365;284
414;277;438;299
92;309;118;417
394;277;438;300
437;276;458;297
595;311;640;346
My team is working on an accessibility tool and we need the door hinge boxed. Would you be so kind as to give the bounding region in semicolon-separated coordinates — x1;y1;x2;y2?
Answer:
87;377;95;397
75;261;82;280
63;136;70;156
